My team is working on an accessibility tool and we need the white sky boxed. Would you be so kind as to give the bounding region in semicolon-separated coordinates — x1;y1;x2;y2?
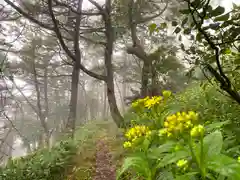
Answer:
82;0;104;10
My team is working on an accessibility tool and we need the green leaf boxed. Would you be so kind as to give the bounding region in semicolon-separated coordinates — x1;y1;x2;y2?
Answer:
210;6;225;17
142;138;151;151
180;43;185;51
181;17;188;27
221;48;232;54
174;27;181;34
160;22;167;29
117;155;151;179
148;141;176;160
196;33;202;42
157;150;189;168
196;131;223;161
179;35;182;41
214;13;230;21
232;3;238;9
207;154;240;179
209;23;220;30
183;28;191;35
180;9;190;14
207;5;213;12
156;170;174;180
175;172;199;180
205;120;230;132
172;21;178;26
148;23;157;34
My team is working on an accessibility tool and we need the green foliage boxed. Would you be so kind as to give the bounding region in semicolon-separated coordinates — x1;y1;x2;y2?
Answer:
119;83;240;179
0;140;78;180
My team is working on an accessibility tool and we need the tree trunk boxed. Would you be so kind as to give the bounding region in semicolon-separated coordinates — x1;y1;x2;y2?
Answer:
104;0;123;127
66;62;80;136
102;84;107;120
141;60;151;97
66;0;82;137
151;61;158;96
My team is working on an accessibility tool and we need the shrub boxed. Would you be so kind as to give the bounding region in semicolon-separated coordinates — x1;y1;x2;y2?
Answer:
0;140;78;180
118;83;240;180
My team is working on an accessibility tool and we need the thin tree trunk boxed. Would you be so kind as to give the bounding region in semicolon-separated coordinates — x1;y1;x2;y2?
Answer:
66;0;83;137
141;60;151;97
103;84;107;120
67;63;80;135
32;57;49;147
104;0;123;127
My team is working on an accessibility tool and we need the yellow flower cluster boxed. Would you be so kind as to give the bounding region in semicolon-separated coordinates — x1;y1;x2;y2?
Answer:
190;125;204;137
131;96;150;108
144;96;162;109
123;125;151;148
177;159;188;170
131;90;172;109
159;111;201;137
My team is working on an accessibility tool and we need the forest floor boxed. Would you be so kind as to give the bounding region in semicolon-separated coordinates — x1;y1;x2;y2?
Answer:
66;121;124;180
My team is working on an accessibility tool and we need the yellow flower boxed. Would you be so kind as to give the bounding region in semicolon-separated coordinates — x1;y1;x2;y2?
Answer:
184;120;193;128
176;123;184;132
162;90;172;98
188;111;199;121
131;97;149;108
190;125;204;137
167;132;173;137
123;141;132;148
166;114;177;122
159;128;167;136
144;96;162;109
177;159;188;168
238;157;240;162
125;125;150;141
177;116;185;122
164;121;169;127
146;131;152;137
132;137;137;142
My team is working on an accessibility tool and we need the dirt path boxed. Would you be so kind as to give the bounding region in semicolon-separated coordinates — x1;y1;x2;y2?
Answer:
93;138;116;180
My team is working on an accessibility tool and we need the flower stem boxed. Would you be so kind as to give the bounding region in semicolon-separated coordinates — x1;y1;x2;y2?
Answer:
200;134;206;179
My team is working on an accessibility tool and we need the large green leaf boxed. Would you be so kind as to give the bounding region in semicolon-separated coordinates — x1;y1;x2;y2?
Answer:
195;131;223;166
147;141;176;160
157;150;189;168
156;170;174;180
210;6;225;17
207;154;240;179
214;13;230;21
205;120;230;132
175;172;199;180
117;155;151;179
201;131;223;160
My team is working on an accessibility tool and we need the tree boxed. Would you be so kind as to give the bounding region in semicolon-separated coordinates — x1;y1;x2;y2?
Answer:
176;0;240;104
3;0;124;130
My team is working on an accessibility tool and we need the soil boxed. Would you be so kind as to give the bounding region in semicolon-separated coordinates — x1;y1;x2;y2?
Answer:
93;138;116;180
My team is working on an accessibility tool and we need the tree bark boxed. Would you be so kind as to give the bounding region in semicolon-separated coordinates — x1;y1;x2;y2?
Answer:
66;0;83;137
104;0;123;127
66;62;80;135
141;60;151;97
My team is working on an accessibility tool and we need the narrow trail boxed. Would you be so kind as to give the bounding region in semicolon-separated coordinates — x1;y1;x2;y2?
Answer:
93;137;116;180
66;122;124;180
